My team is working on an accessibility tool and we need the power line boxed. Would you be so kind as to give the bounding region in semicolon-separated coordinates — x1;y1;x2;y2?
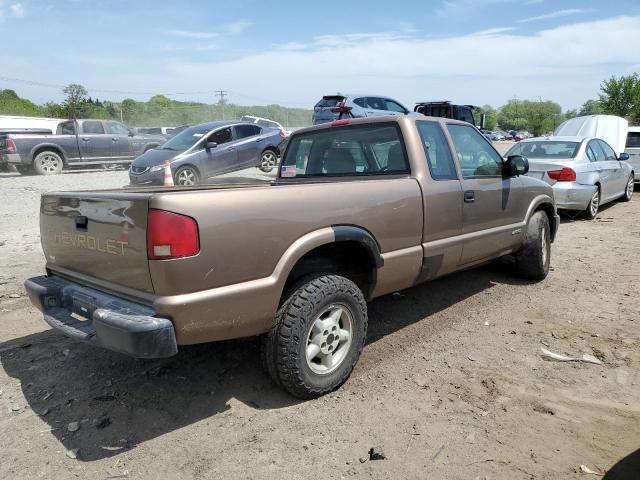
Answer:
0;75;213;96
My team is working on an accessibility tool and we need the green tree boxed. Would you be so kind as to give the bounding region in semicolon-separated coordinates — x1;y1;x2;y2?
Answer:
599;73;640;121
0;89;42;116
62;83;89;119
498;99;562;136
473;104;498;130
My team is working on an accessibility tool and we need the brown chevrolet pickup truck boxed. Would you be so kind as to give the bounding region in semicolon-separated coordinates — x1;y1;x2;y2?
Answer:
25;115;559;398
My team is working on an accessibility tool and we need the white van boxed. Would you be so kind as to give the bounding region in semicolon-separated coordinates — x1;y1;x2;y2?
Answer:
554;115;628;155
626;126;640;182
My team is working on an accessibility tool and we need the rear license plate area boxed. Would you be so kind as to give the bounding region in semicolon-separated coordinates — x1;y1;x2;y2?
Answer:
71;292;96;320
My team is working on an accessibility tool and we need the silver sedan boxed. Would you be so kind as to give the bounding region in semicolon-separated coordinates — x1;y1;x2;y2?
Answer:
506;136;634;219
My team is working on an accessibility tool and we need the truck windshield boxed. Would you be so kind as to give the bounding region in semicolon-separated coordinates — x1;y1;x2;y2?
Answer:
506;141;580;159
159;125;212;151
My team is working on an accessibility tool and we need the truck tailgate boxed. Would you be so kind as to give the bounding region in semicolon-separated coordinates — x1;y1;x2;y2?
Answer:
40;191;153;293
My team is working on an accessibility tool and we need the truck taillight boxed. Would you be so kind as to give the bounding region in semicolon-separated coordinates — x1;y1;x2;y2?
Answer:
547;167;576;182
147;209;199;260
5;138;16;152
279;129;286;139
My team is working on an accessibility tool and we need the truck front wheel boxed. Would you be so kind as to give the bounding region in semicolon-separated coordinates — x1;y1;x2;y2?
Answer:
33;151;63;175
261;274;368;399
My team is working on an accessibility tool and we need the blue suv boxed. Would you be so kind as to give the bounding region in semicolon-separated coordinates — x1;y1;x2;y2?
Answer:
312;94;412;125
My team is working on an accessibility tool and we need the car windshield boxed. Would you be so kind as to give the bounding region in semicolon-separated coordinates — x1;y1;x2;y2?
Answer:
159;125;213;151
506;141;580;159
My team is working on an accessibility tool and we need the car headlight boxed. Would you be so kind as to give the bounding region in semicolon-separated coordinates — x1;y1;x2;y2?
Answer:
150;164;165;172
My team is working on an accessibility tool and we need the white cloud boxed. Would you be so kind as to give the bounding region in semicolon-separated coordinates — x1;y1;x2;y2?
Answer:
473;27;517;36
0;1;25;21
223;20;251;35
9;2;24;18
163;16;640;110
518;8;591;23
168;30;218;39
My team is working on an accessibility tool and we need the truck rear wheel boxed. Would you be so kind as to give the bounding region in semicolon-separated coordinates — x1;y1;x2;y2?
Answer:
33;151;63;175
261;274;367;399
515;211;550;281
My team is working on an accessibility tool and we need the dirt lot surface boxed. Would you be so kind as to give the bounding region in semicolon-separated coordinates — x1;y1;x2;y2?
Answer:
0;166;639;479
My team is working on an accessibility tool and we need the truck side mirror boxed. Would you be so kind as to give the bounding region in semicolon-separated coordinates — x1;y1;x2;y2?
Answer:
618;152;630;161
504;155;529;177
205;141;218;151
128;129;135;137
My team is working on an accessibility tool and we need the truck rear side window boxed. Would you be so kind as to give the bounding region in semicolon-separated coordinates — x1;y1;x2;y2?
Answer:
280;123;409;178
417;121;457;180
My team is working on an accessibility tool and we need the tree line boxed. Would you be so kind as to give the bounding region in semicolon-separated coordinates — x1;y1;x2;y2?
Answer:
1;72;639;133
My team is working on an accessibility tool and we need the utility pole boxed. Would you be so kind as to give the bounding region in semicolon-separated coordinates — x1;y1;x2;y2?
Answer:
215;90;227;120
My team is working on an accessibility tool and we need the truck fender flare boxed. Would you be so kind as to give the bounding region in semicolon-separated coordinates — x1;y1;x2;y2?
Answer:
331;225;384;268
524;194;557;240
30;143;66;163
271;226;383;287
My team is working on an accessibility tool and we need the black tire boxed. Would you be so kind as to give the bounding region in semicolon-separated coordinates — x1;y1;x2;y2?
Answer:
620;174;634;202
174;165;199;186
259;149;279;173
584;186;600;220
515;211;550;281
33;150;63;175
261;274;368;399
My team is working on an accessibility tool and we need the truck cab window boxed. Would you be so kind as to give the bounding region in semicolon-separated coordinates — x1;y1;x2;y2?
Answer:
417;121;457;180
280;123;408;177
447;124;502;177
83;121;105;134
58;122;76;135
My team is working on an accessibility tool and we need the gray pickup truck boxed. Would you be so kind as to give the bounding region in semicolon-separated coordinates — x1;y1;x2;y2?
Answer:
0;119;166;175
25;115;559;398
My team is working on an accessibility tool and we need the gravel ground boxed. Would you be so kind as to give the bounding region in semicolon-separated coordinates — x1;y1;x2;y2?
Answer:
0;160;639;479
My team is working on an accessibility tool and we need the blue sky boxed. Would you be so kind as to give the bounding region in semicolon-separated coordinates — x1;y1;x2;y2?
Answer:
1;0;640;110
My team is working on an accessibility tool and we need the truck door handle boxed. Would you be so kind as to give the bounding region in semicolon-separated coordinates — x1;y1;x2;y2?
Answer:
112;138;118;141
464;190;475;203
226;147;235;151
255;138;263;142
81;138;90;142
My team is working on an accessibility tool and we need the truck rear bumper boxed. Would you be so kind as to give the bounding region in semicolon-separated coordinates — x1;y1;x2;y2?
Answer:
1;153;22;164
25;275;178;359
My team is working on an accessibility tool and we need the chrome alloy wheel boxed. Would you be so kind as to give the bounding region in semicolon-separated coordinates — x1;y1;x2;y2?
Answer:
176;168;197;186
540;224;548;266
305;304;353;375
260;151;278;171
626;175;634;199
589;189;600;217
37;154;62;173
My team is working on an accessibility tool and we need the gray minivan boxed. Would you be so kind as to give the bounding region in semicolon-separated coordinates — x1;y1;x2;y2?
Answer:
312;94;412;125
